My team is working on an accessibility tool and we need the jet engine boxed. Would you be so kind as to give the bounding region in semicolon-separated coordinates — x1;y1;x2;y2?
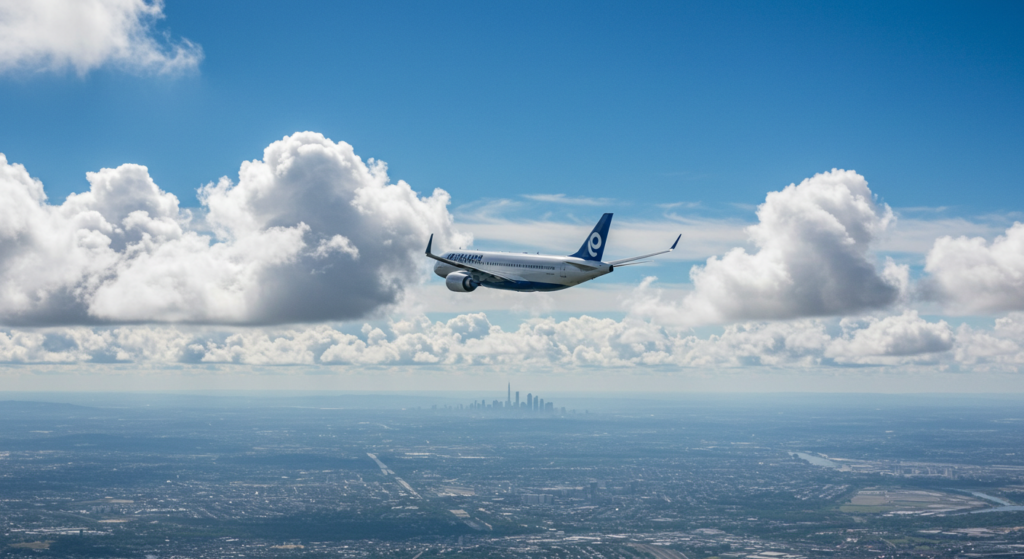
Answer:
445;271;478;292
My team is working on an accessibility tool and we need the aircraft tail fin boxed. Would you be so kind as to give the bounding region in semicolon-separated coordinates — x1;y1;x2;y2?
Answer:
569;213;613;261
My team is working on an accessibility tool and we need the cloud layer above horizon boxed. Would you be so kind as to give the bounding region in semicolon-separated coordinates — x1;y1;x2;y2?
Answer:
1;310;1022;374
2;132;1024;374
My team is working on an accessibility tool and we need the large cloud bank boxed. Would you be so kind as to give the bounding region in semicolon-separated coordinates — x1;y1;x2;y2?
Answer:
7;309;1016;372
0;0;201;75
631;169;907;327
924;222;1024;315
0;133;466;325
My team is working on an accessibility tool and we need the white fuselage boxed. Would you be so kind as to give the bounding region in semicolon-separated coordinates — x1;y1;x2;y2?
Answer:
433;250;613;292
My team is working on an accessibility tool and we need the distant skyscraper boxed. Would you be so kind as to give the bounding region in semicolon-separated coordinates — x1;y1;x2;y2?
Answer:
515;391;520;406
538;398;544;411
507;383;511;405
527;393;532;408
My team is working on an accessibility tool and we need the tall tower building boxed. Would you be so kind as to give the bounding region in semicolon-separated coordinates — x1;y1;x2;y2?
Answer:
515;391;520;406
507;383;511;405
527;393;532;409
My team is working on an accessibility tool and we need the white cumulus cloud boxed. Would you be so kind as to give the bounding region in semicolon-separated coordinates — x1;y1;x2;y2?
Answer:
629;169;907;327
0;132;468;325
825;311;954;365
953;313;1024;371
923;222;1024;315
0;0;201;75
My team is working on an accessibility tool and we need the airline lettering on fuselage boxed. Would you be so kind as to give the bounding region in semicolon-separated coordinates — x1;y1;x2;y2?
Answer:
447;253;482;263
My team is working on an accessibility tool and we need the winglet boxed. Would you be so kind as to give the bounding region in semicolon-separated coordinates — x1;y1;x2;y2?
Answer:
425;234;434;255
671;234;680;250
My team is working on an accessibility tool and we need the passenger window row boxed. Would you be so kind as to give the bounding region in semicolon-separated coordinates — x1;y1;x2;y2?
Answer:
490;262;552;270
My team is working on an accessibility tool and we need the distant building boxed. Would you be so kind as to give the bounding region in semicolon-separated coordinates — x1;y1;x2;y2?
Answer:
515;391;519;407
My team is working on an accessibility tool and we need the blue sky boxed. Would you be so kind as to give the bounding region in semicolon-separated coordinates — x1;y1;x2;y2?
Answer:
1;0;1024;392
3;1;1022;213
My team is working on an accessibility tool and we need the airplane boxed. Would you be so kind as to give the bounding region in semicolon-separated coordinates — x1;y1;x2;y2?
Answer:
425;213;680;292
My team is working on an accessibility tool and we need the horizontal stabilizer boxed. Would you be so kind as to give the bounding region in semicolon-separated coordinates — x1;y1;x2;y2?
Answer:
566;260;601;270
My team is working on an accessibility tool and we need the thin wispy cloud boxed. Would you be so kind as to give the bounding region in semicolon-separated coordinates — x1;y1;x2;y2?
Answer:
523;193;614;206
657;201;702;209
453;198;522;220
878;216;1005;255
896;206;951;214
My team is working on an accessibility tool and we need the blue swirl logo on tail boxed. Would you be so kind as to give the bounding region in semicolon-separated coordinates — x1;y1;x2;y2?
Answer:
571;213;613;261
588;232;602;257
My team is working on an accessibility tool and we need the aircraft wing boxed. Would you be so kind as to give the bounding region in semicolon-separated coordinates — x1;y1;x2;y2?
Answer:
607;234;681;266
425;235;519;283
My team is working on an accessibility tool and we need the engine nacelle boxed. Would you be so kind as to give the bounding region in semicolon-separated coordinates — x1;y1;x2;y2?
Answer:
445;271;479;292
